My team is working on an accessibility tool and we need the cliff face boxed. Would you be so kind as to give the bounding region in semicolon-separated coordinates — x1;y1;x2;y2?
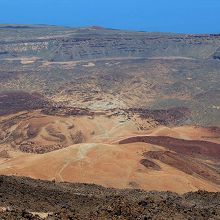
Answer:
0;25;220;61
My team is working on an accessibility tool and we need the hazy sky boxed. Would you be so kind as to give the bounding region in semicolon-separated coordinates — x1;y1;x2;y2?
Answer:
0;0;219;33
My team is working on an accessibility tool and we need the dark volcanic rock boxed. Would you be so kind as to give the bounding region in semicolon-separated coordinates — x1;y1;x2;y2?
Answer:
0;175;219;219
119;135;220;159
140;158;161;171
126;107;190;125
0;91;49;116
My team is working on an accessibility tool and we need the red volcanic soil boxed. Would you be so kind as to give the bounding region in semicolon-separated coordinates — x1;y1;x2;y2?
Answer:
144;151;220;185
119;136;220;159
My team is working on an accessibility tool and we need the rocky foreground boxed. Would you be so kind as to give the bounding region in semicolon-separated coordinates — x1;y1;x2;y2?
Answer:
0;176;219;219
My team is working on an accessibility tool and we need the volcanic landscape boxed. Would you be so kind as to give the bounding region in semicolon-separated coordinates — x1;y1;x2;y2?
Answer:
0;25;220;219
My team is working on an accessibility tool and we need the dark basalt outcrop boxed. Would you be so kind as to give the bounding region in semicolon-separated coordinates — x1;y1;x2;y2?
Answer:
144;150;220;185
126;107;190;125
0;91;49;116
41;106;94;117
18;143;67;154
119;135;220;159
140;158;161;171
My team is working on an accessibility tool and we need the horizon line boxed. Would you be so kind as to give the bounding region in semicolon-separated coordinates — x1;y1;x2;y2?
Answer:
0;23;220;35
